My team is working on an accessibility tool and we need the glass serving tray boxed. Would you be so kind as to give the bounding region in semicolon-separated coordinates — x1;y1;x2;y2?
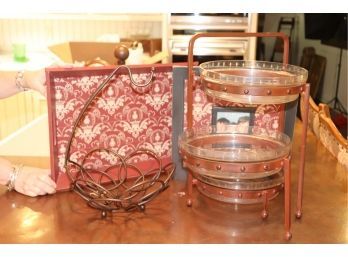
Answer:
179;125;291;163
195;171;284;191
200;60;308;104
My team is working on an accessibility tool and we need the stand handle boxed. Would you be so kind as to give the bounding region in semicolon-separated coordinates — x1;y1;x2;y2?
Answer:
64;65;154;171
187;32;290;129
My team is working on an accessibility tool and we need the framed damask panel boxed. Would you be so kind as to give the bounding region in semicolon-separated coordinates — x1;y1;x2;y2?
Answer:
46;64;173;191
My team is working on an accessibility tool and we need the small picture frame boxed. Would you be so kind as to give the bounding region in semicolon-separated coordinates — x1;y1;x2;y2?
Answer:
212;106;256;134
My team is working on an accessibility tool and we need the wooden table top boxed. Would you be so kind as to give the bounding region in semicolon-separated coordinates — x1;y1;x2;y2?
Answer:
0;120;347;243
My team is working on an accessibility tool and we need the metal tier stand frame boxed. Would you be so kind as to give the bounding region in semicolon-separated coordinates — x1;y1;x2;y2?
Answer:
185;32;310;240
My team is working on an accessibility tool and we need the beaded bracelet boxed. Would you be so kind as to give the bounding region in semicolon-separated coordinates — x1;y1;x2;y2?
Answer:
15;70;29;92
6;164;23;191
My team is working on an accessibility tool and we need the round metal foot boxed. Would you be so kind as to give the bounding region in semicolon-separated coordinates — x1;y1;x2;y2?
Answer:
186;199;192;207
139;204;146;212
261;210;268;219
285;231;292;240
295;210;302;219
101;210;107;219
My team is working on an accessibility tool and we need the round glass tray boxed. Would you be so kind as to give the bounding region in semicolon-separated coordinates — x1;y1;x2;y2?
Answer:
200;60;308;104
179;125;291;163
195;171;284;191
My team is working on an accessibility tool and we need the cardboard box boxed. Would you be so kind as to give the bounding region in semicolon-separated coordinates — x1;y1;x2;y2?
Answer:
49;41;132;64
121;38;162;56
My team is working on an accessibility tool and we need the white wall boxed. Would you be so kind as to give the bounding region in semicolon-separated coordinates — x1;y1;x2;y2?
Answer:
0;14;163;54
263;13;347;110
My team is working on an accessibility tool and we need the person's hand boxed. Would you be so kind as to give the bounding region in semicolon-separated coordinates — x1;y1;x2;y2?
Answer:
25;62;84;97
14;166;56;197
25;69;46;97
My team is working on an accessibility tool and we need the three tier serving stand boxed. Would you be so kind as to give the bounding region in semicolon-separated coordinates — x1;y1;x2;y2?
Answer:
179;32;310;240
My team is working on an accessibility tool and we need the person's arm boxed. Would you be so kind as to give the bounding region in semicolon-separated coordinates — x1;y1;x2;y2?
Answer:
0;69;46;99
0;157;56;197
0;68;56;196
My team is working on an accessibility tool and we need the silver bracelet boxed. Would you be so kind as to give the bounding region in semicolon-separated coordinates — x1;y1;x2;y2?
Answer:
6;164;23;191
15;70;29;92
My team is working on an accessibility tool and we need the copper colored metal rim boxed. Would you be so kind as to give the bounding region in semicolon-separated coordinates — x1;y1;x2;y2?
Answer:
204;87;299;105
202;80;305;97
184;162;282;179
194;172;284;191
196;180;282;204
181;149;286;175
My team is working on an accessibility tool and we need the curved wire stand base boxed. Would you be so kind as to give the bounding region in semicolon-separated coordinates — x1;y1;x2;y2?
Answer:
69;150;175;217
63;66;175;216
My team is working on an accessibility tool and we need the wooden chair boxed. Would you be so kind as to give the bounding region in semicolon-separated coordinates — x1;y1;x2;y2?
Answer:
308;55;327;101
299;47;315;70
299;47;327;102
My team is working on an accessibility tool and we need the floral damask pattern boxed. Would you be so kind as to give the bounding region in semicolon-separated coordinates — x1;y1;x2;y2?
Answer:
184;76;284;131
50;70;173;174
